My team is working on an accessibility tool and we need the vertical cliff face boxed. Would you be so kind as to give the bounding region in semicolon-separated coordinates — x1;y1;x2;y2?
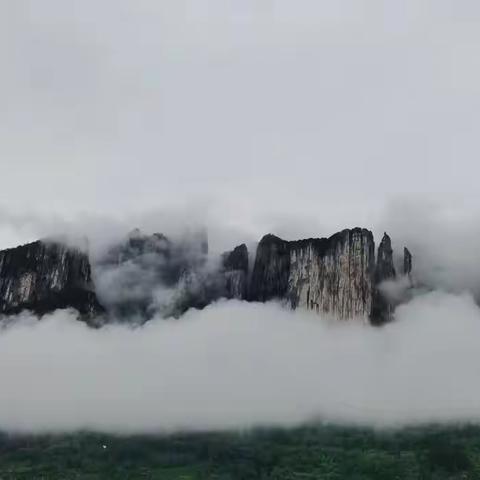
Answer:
248;229;413;323
0;241;103;317
249;235;291;302
222;244;249;300
250;229;375;320
288;229;375;320
375;234;396;282
371;233;397;325
404;247;413;276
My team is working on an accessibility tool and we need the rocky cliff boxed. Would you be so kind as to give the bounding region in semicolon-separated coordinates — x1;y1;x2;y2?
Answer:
0;240;103;317
404;247;413;276
249;235;290;302
250;229;376;320
371;233;396;324
0;227;412;325
222;244;249;300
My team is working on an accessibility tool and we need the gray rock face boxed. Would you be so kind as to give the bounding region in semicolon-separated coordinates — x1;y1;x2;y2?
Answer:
249;229;414;324
371;233;397;325
250;229;376;320
222;244;249;300
375;233;396;282
249;235;291;302
0;240;103;318
404;247;413;276
287;230;376;320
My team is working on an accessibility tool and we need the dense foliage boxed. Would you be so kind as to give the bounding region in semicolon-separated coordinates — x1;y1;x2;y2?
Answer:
1;424;480;479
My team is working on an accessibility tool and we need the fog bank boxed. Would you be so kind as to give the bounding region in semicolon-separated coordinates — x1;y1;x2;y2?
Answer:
0;292;479;433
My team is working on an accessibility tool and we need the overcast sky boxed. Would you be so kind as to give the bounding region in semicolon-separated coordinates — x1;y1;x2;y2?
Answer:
1;0;480;248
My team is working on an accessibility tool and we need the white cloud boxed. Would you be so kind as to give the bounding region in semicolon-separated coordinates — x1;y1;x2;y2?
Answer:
376;198;480;297
0;292;480;433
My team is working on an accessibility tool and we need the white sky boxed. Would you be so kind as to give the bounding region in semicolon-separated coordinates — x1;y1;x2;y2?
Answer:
1;0;480;247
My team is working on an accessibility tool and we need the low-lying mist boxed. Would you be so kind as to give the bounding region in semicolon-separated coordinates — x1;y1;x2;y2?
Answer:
1;291;479;434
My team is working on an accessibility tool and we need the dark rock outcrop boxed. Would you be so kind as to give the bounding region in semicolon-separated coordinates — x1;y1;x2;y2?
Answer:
371;233;396;325
222;244;249;300
404;247;413;276
250;229;376;320
375;233;396;282
249;235;291;302
0;240;103;318
249;229;413;324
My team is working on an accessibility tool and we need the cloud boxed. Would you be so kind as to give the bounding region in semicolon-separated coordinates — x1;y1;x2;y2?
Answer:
376;198;480;297
0;203;259;260
92;230;227;321
0;292;480;434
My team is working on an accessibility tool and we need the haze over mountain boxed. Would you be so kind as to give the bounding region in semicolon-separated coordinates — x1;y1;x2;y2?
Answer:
0;218;477;434
0;225;413;324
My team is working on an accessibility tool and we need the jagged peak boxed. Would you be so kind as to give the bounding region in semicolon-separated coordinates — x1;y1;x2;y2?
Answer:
222;244;249;272
225;243;248;258
404;247;413;276
376;233;395;270
379;232;392;245
377;233;394;263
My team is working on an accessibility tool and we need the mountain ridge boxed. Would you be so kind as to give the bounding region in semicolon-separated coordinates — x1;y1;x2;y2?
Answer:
0;227;413;325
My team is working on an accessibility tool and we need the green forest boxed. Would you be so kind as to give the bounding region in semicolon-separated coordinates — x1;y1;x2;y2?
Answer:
1;424;480;479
